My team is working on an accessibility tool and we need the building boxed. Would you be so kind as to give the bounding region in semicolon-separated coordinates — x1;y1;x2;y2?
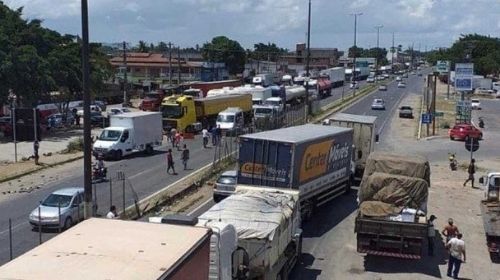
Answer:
281;43;342;74
109;52;228;89
338;56;376;68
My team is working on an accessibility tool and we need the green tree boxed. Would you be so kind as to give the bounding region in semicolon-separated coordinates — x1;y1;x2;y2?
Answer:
137;40;149;52
249;42;287;62
201;36;246;75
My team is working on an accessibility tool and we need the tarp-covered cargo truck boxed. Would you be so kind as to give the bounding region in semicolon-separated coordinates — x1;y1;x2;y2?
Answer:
160;94;252;132
354;152;431;259
323;113;377;181
238;124;354;219
0;218;212;280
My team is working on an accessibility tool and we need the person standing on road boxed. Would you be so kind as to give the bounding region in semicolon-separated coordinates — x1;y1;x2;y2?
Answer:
202;128;210;148
442;218;460;243
427;215;437;256
166;149;177;175
170;128;177;148
33;140;40;165
181;144;190;170
106;205;117;219
463;158;476;188
446;233;466;279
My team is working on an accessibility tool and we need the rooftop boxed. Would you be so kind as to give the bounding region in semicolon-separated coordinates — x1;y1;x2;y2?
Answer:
240;124;352;143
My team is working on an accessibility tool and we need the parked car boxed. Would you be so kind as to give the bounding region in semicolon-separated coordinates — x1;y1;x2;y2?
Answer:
399;106;413;118
213;170;238;202
77;105;102;117
93;100;107;111
397;82;406;88
449;124;483;141
0;117;12;137
108;108;132;115
396;76;402;82
378;85;388;91
350;82;359;89
90;111;109;127
28;187;84;230
366;77;375;83
371;98;386;110
47;113;75;128
475;88;495;95
471;99;481;110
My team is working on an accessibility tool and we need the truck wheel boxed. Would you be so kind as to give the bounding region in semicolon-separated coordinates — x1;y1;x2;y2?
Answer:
115;150;122;161
145;145;153;155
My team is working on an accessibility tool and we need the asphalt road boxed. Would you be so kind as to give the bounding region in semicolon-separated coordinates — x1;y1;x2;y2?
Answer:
0;136;218;264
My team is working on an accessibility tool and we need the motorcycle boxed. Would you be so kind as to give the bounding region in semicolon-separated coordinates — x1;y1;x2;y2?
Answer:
449;153;457;171
478;117;484;128
92;163;107;182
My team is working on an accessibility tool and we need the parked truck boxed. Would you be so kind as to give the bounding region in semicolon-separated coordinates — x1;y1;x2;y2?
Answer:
252;73;276;87
93;111;162;160
354;152;431;259
186;79;242;97
253;104;285;131
0;218;213;280
139;90;166;111
305;78;332;99
160;94;252;132
236;85;273;105
478;172;500;260
150;186;302;280
237;124;354;219
322;67;345;88
323;113;377;181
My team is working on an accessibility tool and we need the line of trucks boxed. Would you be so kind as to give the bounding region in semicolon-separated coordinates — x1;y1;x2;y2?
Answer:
1;112;435;279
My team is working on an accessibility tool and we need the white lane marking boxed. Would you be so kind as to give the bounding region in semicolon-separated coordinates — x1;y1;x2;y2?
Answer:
0;221;28;236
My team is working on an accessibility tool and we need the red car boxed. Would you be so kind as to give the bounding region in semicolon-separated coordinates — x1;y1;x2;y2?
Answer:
449;124;482;141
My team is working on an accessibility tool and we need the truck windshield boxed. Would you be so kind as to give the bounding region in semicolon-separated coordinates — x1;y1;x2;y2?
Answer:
252;100;262;105
254;108;273;115
162;105;183;118
99;130;122;141
265;100;280;107
217;115;235;123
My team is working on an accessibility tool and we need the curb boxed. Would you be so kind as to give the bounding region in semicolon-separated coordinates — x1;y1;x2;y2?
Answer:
422;135;448;141
0;154;83;184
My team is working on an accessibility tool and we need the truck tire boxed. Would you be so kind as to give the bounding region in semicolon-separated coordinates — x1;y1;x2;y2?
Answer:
114;150;122;161
145;145;153;155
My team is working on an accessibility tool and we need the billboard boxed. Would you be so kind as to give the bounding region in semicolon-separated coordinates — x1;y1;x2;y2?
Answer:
455;63;474;91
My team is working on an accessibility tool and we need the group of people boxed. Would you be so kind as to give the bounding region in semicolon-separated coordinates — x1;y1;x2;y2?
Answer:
201;125;222;148
427;216;466;279
166;145;190;175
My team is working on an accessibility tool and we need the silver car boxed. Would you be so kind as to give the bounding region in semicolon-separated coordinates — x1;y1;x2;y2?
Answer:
29;187;84;230
213;170;237;202
371;98;386;110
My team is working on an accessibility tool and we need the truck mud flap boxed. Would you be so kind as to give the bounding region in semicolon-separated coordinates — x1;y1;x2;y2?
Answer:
358;249;421;259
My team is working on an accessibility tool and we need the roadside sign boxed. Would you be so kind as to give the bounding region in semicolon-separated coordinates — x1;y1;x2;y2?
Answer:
455;63;474;76
455;78;473;91
434;112;444;117
436;60;450;74
465;138;480;152
421;113;432;124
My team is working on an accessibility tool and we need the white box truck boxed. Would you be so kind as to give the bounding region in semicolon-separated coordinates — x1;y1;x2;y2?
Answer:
93;111;162;160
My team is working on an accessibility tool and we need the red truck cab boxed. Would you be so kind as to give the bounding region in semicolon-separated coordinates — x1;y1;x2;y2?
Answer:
140;90;165;111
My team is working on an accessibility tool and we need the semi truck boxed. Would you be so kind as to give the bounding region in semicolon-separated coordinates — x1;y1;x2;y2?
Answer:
323;113;377;181
0;218;213;280
160;94;252;132
236;85;273;105
478;172;500;260
93;111;163;160
305;78;332;99
322;67;346;88
150;186;302;280
185;79;242;97
354;152;431;259
237;124;354;219
253;104;285;131
252;73;276;87
139;90;166;111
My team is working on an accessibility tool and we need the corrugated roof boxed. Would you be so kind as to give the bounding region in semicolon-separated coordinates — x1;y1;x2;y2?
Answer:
240;124;352;143
330;113;377;124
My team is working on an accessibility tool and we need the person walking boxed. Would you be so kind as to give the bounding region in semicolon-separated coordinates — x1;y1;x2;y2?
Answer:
202;128;210;148
106;205;118;219
33;140;40;165
166;149;177;175
427;215;437;256
446;233;466;279
442;218;460;243
175;131;182;150
463;158;476;188
181;144;190;170
170;128;177;148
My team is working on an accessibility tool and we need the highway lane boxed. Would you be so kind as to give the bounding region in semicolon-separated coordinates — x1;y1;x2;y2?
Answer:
290;71;430;279
0;135;217;264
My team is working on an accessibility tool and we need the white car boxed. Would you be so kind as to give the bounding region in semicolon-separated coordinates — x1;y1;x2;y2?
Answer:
366;77;375;83
397;82;406;88
77;105;102;116
350;82;359;89
371;98;386;110
396;76;402;82
471;99;481;110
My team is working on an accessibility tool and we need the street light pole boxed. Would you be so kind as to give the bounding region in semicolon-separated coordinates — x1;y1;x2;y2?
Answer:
374;25;383;75
305;0;312;117
122;41;128;106
81;0;92;219
351;12;362;95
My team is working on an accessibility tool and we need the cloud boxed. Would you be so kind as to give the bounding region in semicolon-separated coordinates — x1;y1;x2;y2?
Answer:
350;0;371;9
397;0;435;18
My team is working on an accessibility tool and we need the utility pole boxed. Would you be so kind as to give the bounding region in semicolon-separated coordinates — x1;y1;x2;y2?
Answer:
122;41;128;106
81;0;92;219
391;32;395;73
177;47;181;85
351;12;362;95
432;72;438;135
168;42;173;86
374;25;383;75
305;0;312;117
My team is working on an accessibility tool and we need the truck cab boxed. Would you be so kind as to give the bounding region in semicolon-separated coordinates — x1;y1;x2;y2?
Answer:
479;172;500;201
216;107;244;133
264;97;284;113
253;104;284;130
160;95;198;132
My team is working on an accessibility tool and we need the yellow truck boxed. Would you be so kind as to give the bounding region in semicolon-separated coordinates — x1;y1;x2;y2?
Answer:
160;94;252;132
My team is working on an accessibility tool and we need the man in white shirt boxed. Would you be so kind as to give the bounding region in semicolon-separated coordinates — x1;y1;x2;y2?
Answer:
106;205;117;219
202;128;210;148
446;233;466;279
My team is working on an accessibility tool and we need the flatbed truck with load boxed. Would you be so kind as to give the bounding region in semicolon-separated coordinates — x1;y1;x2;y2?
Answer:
354;152;431;259
0;218;214;280
478;172;500;260
160;93;252;132
151;186;302;280
322;113;378;181
237;124;354;219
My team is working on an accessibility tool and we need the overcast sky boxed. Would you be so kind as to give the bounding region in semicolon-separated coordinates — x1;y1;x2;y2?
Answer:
5;0;500;52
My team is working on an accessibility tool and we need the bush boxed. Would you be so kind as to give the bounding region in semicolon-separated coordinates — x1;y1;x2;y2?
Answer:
64;137;84;153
